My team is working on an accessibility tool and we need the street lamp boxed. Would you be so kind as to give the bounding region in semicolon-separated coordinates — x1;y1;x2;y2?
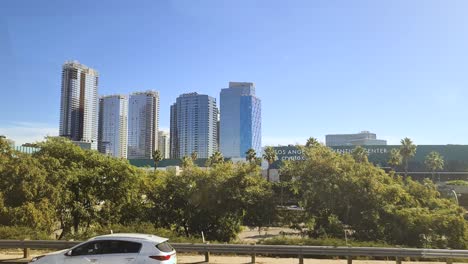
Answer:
451;189;459;205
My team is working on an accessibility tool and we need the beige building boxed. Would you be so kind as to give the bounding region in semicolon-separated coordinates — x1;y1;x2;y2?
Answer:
158;131;170;159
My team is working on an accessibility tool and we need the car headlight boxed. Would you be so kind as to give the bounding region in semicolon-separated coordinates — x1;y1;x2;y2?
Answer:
29;255;45;263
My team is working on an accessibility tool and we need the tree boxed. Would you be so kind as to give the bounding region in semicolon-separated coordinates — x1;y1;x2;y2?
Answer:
181;156;194;168
400;138;417;177
305;137;320;148
425;151;444;182
145;162;274;242
152;150;163;169
207;151;224;167
263;146;277;182
388;148;402;171
191;151;198;162
245;148;257;163
32;137;141;238
351;146;368;163
281;143;468;248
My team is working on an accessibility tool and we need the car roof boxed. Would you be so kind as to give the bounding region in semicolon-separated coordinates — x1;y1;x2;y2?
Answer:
89;233;168;244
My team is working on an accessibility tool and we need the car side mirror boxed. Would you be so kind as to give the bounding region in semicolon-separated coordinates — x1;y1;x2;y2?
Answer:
65;250;72;256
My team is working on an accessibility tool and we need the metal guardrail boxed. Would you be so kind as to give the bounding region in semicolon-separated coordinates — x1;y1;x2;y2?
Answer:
0;240;467;264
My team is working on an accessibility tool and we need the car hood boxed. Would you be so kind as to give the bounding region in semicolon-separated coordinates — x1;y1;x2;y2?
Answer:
43;248;69;256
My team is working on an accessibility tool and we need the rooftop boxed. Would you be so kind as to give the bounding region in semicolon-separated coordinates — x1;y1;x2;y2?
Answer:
90;233;168;243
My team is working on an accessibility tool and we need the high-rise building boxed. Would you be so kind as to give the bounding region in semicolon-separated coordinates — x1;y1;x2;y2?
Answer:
98;95;128;158
158;131;170;159
170;93;218;159
325;131;387;147
220;82;261;159
59;61;99;149
127;91;160;159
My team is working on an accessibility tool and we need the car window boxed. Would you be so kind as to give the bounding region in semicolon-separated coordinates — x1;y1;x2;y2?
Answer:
102;240;142;254
156;242;174;253
71;241;105;256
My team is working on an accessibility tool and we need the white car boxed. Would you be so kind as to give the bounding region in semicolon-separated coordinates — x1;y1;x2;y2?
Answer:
29;233;177;264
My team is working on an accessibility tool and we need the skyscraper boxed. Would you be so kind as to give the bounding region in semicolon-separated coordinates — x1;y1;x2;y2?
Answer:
158;131;170;159
220;82;261;159
98;95;128;158
170;93;218;159
59;61;99;149
127;91;160;159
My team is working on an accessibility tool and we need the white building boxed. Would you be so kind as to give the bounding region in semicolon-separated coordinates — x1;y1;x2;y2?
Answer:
98;95;128;158
170;93;218;159
325;131;387;147
59;61;99;149
128;91;160;159
158;131;170;159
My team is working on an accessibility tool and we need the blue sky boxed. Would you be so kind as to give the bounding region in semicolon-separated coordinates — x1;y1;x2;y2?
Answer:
1;0;468;145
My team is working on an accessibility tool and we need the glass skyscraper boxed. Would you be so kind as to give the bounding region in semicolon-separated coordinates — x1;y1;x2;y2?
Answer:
170;93;218;159
59;61;99;149
127;91;160;159
98;95;128;158
220;82;261;159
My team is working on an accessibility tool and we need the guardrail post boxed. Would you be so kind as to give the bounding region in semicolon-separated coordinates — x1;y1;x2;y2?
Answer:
204;242;210;263
298;254;304;264
298;246;304;264
396;257;402;264
347;256;352;264
23;247;30;259
250;243;256;263
22;239;30;259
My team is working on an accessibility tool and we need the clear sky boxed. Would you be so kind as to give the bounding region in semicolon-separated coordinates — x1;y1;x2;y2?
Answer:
1;0;468;146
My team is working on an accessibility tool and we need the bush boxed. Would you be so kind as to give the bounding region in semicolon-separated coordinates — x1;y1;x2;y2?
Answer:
260;236;393;247
61;223;202;243
446;180;468;186
0;226;51;240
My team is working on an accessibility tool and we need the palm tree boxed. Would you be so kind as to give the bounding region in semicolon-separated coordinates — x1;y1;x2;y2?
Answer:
425;151;444;182
351;146;368;163
191;151;198;162
245;148;257;163
263;146;277;182
181;156;193;168
305;137;320;148
207;151;224;167
399;137;417;177
388;148;402;171
152;150;163;169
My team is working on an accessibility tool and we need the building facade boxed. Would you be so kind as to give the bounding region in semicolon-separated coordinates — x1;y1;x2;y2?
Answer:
326;131;387;147
98;95;128;158
220;82;262;159
158;131;170;159
127;91;160;159
59;61;99;149
170;93;218;159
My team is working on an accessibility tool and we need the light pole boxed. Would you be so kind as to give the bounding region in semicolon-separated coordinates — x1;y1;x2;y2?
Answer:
451;189;459;205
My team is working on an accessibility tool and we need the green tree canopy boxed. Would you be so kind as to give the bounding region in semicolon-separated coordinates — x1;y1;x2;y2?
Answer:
245;148;257;163
305;137;321;148
388;148;402;170
351;146;368;163
263;146;278;182
400;137;417;177
425;151;444;181
280;143;467;248
152;149;163;168
206;151;224;167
